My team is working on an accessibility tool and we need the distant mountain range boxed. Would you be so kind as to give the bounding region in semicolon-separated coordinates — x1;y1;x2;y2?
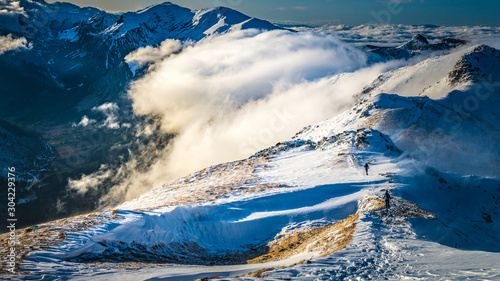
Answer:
0;0;281;118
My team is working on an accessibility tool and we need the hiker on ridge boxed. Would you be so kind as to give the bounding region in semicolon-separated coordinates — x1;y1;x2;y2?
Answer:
384;190;391;210
364;162;369;175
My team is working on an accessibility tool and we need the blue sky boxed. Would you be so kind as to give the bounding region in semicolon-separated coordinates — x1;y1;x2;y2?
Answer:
48;0;500;26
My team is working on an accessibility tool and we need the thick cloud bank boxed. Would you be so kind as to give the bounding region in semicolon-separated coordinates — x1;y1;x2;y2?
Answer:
128;30;368;132
0;34;29;54
303;25;500;47
0;0;24;15
105;29;395;201
125;39;183;73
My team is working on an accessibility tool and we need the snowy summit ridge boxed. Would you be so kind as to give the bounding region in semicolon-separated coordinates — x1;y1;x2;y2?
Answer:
0;0;283;103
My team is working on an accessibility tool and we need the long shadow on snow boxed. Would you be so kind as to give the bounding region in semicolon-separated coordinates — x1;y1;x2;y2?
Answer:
60;180;384;265
133;180;384;250
394;172;500;252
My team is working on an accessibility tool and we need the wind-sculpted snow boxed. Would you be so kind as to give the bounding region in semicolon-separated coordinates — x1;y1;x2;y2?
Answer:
4;83;500;279
0;211;117;274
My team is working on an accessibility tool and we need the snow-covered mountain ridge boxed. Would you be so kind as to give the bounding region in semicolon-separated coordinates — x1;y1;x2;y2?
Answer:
1;0;282;96
367;34;467;60
3;0;280;43
1;2;500;277
449;45;500;84
3;38;500;278
55;2;280;69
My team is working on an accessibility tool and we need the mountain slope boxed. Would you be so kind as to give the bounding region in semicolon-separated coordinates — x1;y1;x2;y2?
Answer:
0;0;283;229
6;92;499;278
1;2;499;277
2;42;499;279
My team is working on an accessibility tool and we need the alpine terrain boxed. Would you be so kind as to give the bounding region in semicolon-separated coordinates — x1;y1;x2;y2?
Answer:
0;0;282;228
1;0;500;280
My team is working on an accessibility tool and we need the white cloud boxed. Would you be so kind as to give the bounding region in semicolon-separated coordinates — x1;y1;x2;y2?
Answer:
130;29;368;133
73;103;122;129
0;34;29;55
93;102;119;112
99;29;394;201
92;103;121;129
0;0;24;15
68;165;111;194
125;39;183;73
73;115;96;127
68;29;408;203
294;25;500;47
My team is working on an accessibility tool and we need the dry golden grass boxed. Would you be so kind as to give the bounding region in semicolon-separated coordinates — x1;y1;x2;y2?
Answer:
0;211;117;275
226;260;309;279
358;197;386;212
247;267;277;278
120;156;289;211
89;262;168;270
363;110;387;130
196;276;227;281
329;151;349;169
248;213;359;264
375;197;436;219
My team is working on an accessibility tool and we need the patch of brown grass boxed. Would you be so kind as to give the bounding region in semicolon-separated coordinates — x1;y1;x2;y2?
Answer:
363;111;387;129
329;151;349;169
248;213;359;264
89;262;168;270
196;276;228;281
119;157;289;211
358;197;385;212
0;211;117;275
371;197;436;219
247;267;275;278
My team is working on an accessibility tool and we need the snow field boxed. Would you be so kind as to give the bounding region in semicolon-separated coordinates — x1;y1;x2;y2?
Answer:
15;125;405;279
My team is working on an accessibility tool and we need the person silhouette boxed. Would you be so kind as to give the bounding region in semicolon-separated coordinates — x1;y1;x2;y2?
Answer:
384;190;391;210
364;162;369;175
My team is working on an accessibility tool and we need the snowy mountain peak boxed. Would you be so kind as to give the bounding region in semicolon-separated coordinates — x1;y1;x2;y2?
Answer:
368;34;467;60
402;33;430;47
1;0;282;95
136;1;180;14
448;44;500;84
2;0;280;44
